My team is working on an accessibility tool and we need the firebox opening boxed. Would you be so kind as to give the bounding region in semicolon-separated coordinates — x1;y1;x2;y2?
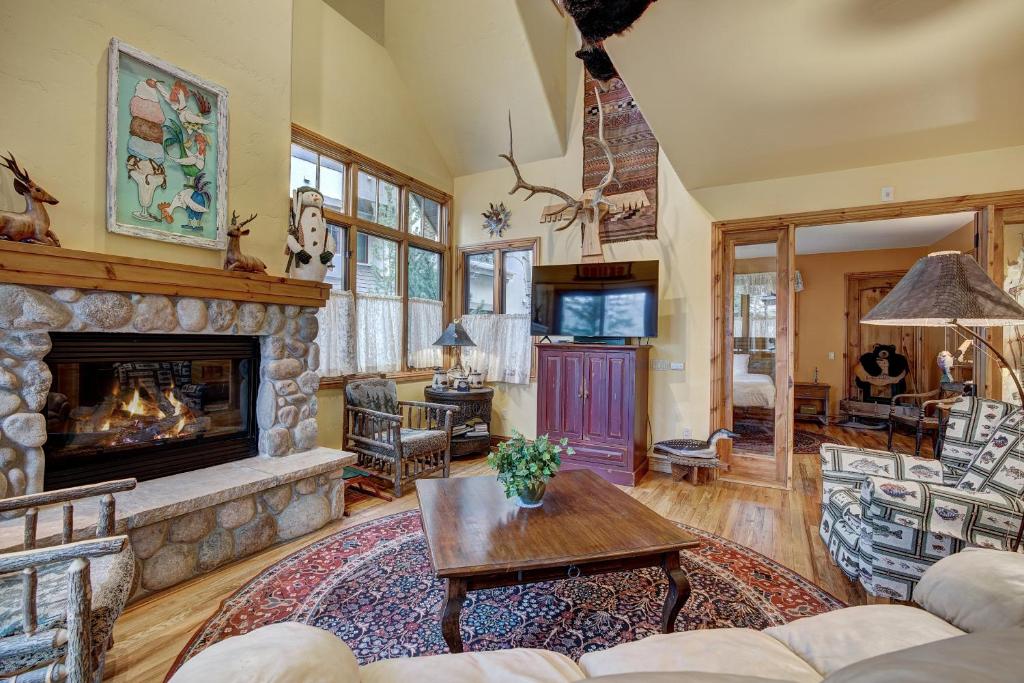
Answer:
43;332;260;488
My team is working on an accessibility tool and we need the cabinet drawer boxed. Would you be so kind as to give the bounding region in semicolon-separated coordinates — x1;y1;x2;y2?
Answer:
568;443;627;466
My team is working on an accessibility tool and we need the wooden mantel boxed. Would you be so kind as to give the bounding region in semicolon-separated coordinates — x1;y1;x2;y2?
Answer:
0;241;330;308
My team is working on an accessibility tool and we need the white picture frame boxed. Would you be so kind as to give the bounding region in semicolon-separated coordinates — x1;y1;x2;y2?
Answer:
106;38;229;250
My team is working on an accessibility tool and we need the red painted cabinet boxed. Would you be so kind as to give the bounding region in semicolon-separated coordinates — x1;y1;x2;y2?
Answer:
536;344;650;485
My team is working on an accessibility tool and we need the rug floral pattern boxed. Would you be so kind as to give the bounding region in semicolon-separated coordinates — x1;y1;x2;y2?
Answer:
172;511;842;672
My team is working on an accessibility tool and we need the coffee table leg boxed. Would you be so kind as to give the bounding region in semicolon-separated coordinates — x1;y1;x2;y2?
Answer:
441;578;467;653
660;552;691;633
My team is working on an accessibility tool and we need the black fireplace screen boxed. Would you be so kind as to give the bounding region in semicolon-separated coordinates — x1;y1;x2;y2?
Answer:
44;333;259;488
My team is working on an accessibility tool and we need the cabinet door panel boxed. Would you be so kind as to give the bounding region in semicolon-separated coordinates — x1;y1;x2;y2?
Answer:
561;352;585;439
537;352;564;438
583;351;631;445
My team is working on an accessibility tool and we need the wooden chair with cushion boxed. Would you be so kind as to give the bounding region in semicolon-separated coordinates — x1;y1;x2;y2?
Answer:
887;384;963;456
0;479;136;683
343;379;457;497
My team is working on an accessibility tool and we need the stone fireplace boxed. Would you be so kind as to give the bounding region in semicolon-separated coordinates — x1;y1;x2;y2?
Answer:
0;242;354;598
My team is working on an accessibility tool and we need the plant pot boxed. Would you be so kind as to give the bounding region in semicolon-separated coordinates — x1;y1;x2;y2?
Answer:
515;480;546;508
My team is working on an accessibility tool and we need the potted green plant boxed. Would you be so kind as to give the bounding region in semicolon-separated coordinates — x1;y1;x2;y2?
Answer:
487;430;573;508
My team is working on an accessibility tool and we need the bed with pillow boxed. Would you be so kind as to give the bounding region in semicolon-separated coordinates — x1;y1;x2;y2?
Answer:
732;353;776;411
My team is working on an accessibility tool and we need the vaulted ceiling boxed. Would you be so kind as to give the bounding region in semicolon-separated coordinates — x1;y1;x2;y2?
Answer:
606;0;1024;189
321;0;1024;188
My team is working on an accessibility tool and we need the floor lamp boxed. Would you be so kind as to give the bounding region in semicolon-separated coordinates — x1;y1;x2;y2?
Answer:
861;250;1024;550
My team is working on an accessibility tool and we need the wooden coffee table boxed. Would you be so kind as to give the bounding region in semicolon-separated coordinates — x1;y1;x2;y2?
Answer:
416;470;700;653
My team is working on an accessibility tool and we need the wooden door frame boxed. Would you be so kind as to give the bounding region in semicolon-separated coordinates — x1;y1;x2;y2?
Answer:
712;188;1024;488
714;227;795;489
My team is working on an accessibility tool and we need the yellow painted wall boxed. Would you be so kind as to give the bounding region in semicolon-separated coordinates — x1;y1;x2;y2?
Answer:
291;0;456;447
291;0;452;193
693;145;1024;221
453;79;715;441
0;0;293;272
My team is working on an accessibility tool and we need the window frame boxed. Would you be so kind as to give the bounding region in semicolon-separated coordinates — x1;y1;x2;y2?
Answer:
457;238;540;315
457;238;541;378
292;124;452;385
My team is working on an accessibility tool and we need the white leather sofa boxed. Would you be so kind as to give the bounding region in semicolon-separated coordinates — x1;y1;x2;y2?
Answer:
170;549;1024;683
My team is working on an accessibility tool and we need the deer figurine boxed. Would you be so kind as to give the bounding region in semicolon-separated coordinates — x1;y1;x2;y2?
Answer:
223;211;267;274
500;87;645;262
0;152;61;247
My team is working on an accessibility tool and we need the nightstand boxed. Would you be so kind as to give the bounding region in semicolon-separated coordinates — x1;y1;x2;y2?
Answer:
794;382;830;426
424;386;494;457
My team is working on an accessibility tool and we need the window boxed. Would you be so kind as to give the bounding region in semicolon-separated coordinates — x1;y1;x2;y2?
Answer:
409;192;441;241
458;238;539;384
461;241;538;315
357;171;399;228
291;125;451;382
355;233;398;296
408;248;443;369
323;224;348;290
290;144;345;210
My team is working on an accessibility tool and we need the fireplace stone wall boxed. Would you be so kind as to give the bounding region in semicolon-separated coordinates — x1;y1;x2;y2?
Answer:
0;283;323;500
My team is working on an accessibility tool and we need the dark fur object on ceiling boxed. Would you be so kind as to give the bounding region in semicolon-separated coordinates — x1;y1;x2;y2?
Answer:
562;0;657;41
561;0;657;81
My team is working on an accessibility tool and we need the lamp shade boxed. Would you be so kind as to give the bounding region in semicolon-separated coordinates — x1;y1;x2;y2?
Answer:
861;251;1024;327
433;321;476;347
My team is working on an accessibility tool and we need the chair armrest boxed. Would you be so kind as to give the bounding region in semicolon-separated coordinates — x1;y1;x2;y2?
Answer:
819;444;945;483
399;400;458;413
345;406;402;423
862;477;1024;548
891;390;940;405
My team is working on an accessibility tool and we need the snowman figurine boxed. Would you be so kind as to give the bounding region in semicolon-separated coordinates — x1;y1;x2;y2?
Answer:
285;185;335;282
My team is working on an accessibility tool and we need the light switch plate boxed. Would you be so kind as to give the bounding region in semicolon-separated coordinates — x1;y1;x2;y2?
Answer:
651;359;671;371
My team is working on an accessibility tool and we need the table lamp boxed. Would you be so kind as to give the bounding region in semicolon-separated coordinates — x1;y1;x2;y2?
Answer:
861;250;1024;404
433;320;476;390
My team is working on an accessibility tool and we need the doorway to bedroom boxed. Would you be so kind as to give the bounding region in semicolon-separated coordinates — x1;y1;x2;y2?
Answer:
712;192;1024;490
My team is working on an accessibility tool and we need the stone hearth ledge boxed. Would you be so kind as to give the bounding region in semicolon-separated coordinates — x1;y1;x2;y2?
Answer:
0;448;354;551
0;448;355;600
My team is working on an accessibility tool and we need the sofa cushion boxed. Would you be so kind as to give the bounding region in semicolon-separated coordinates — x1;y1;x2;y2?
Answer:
578;629;821;682
764;605;963;676
914;548;1024;632
360;648;585;683
169;623;360;683
363;428;448;459
589;674;795;683
956;410;1024;497
822;629;1024;683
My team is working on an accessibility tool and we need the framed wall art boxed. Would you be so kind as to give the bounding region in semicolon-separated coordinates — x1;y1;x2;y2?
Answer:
106;38;228;249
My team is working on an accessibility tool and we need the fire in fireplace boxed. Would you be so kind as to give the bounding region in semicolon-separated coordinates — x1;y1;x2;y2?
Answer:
43;332;259;488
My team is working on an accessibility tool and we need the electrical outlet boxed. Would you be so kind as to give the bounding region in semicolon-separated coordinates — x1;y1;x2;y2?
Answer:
682;427;692;438
881;186;895;202
670;361;685;371
828;351;836;360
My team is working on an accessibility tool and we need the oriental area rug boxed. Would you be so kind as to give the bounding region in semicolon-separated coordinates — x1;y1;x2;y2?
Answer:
171;510;842;673
733;420;829;456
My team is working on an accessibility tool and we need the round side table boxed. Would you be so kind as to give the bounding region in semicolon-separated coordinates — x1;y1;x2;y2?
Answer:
425;386;494;458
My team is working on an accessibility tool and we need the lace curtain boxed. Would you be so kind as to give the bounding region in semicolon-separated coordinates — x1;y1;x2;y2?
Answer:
356;293;403;373
315;290;356;377
460;314;532;384
733;271;803;339
733;271;804;296
408;297;443;369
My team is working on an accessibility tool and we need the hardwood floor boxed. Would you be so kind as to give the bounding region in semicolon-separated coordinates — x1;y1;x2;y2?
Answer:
105;424;910;682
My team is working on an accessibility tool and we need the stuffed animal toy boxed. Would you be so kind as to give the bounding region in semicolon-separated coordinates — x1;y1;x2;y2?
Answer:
854;344;909;403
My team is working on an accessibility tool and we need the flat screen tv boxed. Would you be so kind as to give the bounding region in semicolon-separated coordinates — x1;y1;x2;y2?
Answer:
531;260;659;339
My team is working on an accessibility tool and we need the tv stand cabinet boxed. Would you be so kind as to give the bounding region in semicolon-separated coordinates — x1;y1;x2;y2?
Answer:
536;343;650;485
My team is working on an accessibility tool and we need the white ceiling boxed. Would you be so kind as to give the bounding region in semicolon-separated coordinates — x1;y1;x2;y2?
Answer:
607;0;1024;189
735;211;975;258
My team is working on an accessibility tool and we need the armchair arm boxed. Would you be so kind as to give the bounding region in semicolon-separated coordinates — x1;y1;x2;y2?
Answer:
397;400;458;431
345;405;402;452
0;478;137;548
861;477;1024;548
819;444;944;483
891;390;940;406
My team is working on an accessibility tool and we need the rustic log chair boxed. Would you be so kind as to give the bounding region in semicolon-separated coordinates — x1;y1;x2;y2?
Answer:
343;379;457;497
0;479;136;683
887;385;962;456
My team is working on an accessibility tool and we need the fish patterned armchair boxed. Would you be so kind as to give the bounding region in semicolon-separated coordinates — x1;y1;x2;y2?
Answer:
820;396;1024;600
343;378;457;497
